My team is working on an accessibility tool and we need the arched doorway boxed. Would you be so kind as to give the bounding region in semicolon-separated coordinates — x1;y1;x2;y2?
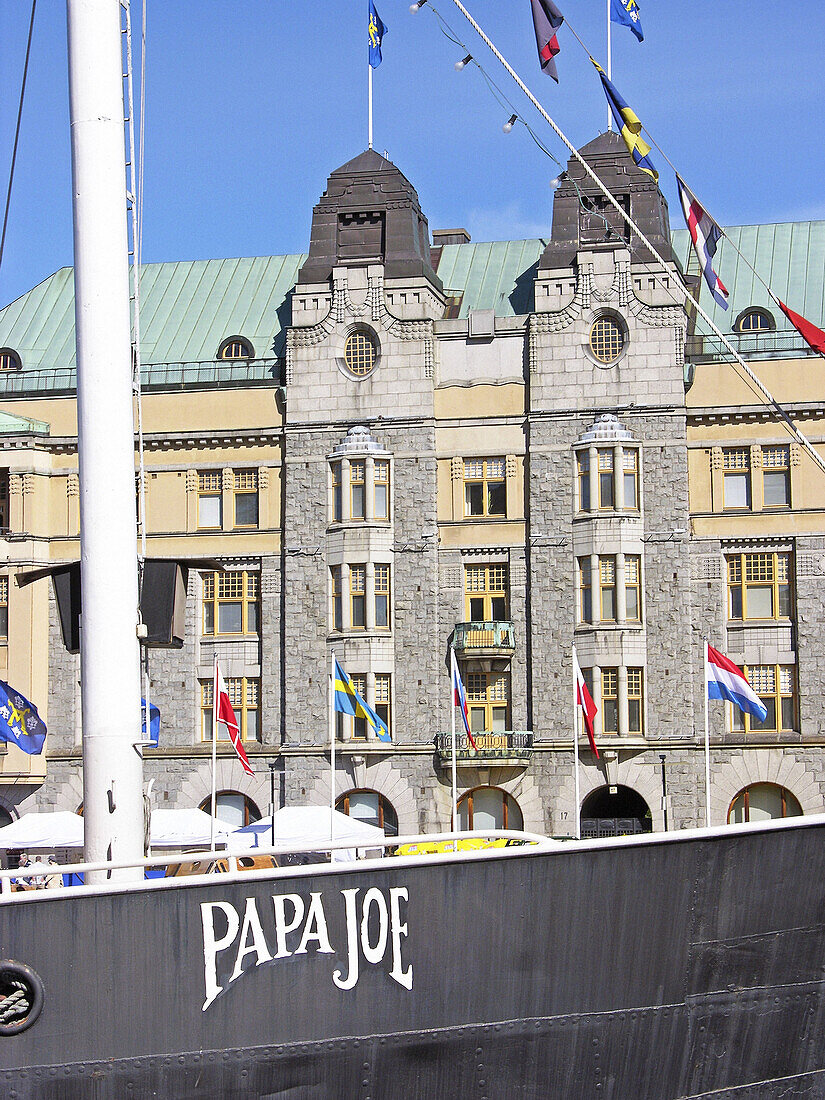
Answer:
728;783;802;824
336;789;398;837
457;786;523;832
199;791;261;830
580;785;652;838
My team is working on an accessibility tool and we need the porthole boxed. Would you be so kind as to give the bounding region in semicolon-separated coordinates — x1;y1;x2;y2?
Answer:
0;349;21;372
217;336;254;360
344;331;378;377
589;316;625;365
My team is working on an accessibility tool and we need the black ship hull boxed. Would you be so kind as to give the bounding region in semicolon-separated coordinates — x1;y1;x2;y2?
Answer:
2;817;824;1098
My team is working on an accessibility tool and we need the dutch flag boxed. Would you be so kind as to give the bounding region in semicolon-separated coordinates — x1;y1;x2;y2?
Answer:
706;644;768;721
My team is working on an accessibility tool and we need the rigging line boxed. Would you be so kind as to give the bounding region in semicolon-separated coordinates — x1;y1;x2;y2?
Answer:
441;0;825;480
0;0;37;281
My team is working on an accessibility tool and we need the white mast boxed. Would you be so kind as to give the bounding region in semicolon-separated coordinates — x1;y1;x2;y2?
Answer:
67;0;144;881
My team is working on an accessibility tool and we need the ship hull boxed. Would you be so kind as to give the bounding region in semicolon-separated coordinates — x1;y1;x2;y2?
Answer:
1;817;824;1098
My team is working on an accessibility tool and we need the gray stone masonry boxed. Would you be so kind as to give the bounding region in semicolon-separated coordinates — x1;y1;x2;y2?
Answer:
795;536;825;739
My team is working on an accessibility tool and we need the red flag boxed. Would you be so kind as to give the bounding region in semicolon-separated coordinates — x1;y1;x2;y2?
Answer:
778;300;825;357
530;0;564;82
573;650;599;759
214;659;253;776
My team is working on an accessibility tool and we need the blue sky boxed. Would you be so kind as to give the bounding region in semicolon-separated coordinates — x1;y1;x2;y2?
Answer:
1;1;823;308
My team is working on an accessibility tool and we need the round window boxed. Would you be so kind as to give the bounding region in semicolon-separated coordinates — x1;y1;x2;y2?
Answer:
344;331;377;377
589;316;625;364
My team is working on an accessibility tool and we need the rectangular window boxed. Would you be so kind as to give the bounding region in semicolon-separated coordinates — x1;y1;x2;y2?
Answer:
727;552;792;621
374;460;390;521
201;677;260;741
350;565;366;629
762;445;790;508
623;450;639;510
233;469;258;528
0;471;9;530
331;462;342;522
465;563;508;622
197;471;222;528
627;667;644;733
598;450;615;509
351;674;368;739
624;556;641;622
201;571;259;635
0;576;7;641
599;557;616;622
732;665;796;733
578;558;592;624
374;564;391;629
723;448;751;509
331;566;342;631
601;668;618;734
375;674;392;735
463;458;506;518
577;452;591;512
350;461;366;521
466;671;510;733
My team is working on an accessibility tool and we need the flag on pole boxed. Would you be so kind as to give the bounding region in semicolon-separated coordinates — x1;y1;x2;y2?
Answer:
572;651;599;759
676;176;729;311
592;61;658;180
368;0;386;68
530;0;564;82
610;0;644;42
0;680;46;755
451;649;477;750
333;658;391;742
706;644;768;722
777;300;825;357
140;698;160;747
214;660;254;775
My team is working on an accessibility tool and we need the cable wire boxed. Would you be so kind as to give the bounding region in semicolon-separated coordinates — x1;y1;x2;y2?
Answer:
0;1;37;284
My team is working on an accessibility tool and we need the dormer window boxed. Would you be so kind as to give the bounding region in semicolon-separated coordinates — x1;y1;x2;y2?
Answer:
217;336;254;360
734;309;774;334
0;349;21;372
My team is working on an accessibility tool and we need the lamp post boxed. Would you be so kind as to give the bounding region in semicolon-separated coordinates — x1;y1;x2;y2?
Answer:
269;761;277;849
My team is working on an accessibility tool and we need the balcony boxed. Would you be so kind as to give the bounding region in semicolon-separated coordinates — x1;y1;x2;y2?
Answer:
452;621;515;659
436;730;533;766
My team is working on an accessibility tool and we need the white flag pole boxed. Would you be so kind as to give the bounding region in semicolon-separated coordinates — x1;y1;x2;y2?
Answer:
368;63;374;150
572;646;581;840
330;652;336;844
606;0;613;131
704;639;711;827
210;655;218;850
450;650;458;851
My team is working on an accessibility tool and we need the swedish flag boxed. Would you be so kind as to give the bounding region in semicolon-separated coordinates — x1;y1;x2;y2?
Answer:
334;658;391;742
592;60;658;181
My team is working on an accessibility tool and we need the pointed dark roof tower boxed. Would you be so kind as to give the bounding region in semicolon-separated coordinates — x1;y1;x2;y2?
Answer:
540;131;674;269
297;149;442;289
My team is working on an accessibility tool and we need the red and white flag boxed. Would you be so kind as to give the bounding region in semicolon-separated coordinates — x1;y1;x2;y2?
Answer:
214;659;253;776
451;649;477;750
573;649;599;759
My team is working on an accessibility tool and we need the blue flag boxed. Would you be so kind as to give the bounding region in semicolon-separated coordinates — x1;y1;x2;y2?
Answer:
334;658;391;742
0;681;46;754
611;0;644;42
141;699;160;747
368;1;386;68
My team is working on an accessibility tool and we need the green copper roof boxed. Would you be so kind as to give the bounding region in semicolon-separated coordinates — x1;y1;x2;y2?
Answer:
0;410;49;435
1;222;823;382
671;221;825;332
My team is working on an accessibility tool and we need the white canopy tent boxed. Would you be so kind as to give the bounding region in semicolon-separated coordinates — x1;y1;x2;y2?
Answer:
148;808;229;849
0;811;85;850
228;806;387;859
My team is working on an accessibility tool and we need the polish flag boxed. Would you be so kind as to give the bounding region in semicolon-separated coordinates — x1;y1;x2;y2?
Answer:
214;659;253;776
573;649;600;759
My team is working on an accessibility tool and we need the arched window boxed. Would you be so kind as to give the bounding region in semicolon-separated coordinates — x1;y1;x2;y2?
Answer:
734;308;774;334
580;785;652;837
200;791;261;830
0;348;21;372
728;783;801;824
457;786;523;832
217;336;254;360
336;789;398;836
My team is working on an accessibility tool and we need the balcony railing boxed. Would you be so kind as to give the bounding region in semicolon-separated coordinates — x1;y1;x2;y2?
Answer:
436;730;533;765
685;331;817;364
452;621;515;656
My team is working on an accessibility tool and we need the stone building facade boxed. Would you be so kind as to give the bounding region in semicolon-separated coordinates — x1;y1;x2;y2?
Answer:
0;133;823;839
